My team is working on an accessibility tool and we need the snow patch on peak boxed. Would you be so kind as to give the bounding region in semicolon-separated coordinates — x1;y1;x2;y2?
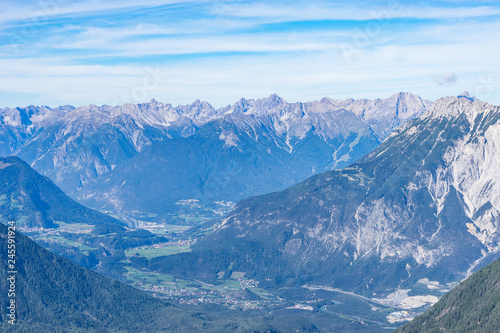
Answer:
219;131;239;147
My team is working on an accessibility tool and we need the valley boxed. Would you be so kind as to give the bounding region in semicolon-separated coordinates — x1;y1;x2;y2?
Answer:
18;217;443;331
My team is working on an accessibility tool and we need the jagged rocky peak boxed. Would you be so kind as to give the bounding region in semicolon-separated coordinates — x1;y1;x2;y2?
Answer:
1;93;433;130
457;91;474;101
70;103;112;117
225;92;429;122
215;97;248;115
232;93;289;116
386;92;434;124
391;91;429;108
425;93;496;121
132;98;171;110
64;99;215;128
364;92;431;117
308;92;433;139
119;99;173;115
319;96;334;104
0;105;50;126
175;99;216;121
263;93;286;106
232;97;251;113
308;92;431;115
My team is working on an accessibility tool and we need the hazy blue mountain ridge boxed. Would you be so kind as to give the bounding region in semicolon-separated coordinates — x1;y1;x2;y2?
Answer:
0;93;431;223
0;156;123;228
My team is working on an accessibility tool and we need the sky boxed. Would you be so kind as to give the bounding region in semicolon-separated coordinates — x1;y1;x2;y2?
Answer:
0;0;499;108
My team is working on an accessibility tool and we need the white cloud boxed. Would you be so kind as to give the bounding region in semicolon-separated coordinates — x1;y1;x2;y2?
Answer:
0;1;499;108
216;2;500;22
0;0;205;25
1;33;499;108
433;73;458;87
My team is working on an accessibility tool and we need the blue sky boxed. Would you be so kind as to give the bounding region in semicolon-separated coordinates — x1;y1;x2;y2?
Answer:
0;0;499;108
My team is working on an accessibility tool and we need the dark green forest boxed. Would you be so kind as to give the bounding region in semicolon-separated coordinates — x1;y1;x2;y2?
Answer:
396;258;500;333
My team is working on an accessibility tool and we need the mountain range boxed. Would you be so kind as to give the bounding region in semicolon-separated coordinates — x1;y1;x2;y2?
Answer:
149;93;500;300
0;93;431;223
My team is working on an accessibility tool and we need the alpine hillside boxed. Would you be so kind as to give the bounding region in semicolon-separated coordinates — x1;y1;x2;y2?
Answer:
396;257;500;332
0;156;123;228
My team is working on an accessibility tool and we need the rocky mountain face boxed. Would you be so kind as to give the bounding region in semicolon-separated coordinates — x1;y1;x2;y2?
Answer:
0;93;431;222
2;100;213;191
152;94;500;296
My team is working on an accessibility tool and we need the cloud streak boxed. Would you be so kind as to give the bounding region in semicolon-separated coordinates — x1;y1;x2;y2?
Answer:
0;0;499;108
433;73;458;87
